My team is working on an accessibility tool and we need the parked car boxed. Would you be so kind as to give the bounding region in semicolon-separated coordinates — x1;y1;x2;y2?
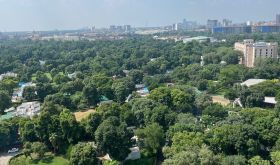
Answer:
8;148;19;153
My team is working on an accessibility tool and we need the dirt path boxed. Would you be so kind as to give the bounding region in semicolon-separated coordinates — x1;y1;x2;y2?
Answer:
0;152;17;165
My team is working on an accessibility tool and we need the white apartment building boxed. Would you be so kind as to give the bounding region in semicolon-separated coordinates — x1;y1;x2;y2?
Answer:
235;39;278;67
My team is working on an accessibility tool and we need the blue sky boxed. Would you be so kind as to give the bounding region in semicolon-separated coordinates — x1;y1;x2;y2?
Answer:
0;0;279;31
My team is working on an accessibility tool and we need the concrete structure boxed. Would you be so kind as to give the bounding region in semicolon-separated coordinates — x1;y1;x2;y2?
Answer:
235;40;278;67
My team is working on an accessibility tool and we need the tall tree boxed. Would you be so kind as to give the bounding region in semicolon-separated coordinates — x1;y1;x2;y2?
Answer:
23;86;37;101
0;90;11;114
95;117;133;161
59;109;80;144
136;123;165;154
82;84;99;106
70;142;98;165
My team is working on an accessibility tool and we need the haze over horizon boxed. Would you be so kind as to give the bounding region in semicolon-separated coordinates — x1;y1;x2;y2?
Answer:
0;0;280;32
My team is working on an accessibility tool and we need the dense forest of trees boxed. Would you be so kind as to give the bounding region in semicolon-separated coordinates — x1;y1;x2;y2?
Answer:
2;33;280;164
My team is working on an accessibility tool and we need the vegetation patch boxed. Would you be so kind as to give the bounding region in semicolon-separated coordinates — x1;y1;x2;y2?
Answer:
10;153;69;165
74;109;96;121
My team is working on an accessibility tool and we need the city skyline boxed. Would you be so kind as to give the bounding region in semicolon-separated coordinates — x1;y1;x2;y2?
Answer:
0;0;280;31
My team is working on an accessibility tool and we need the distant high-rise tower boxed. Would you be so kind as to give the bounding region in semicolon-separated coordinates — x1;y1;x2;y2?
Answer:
207;20;218;29
222;19;232;27
124;25;131;32
276;14;280;25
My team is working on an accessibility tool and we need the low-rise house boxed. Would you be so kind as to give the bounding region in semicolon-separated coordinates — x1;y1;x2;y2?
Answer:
136;87;149;97
12;82;36;103
0;72;17;81
135;84;145;89
98;95;113;106
12;89;23;103
135;84;149;97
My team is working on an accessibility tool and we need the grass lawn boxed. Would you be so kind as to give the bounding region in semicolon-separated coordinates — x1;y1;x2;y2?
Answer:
10;154;69;165
74;109;96;121
45;73;52;80
31;74;36;81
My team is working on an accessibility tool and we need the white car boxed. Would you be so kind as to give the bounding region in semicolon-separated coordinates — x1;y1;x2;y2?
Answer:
8;148;19;153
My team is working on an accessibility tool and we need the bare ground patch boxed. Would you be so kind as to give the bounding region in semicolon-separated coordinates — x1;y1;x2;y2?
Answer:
74;109;96;121
212;95;230;106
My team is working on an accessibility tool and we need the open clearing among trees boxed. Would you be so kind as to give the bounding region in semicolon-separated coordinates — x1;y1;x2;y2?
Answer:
211;95;230;106
74;109;96;121
9;154;69;165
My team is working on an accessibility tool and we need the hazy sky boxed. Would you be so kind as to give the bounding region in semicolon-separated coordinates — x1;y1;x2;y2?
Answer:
0;0;279;31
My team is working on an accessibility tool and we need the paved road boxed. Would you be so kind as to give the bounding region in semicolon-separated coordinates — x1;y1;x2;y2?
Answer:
0;152;17;165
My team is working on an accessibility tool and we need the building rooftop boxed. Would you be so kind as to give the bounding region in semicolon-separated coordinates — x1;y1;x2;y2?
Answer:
241;79;266;87
15;101;41;118
264;97;277;104
253;42;277;47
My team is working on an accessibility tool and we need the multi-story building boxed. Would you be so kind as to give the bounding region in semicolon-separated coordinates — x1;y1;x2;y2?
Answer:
207;20;218;29
276;14;280;25
252;25;280;33
222;19;232;27
235;40;279;67
172;19;197;31
213;26;252;34
172;23;183;31
124;25;131;32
